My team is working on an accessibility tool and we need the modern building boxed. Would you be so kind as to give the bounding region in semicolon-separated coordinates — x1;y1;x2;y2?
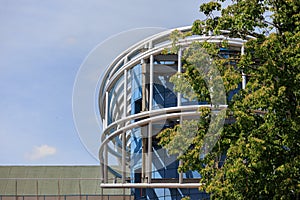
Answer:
98;26;249;199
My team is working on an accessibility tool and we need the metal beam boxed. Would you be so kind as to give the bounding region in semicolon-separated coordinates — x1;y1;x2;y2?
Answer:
100;183;202;188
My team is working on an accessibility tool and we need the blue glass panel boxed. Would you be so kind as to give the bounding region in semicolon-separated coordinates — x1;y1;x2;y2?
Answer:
130;64;143;115
153;84;165;94
228;82;242;101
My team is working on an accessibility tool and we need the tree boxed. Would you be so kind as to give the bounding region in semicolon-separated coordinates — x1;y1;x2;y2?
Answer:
157;0;300;199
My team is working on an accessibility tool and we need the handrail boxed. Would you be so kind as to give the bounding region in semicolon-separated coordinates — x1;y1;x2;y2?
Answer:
99;105;227;162
102;105;227;141
100;183;202;188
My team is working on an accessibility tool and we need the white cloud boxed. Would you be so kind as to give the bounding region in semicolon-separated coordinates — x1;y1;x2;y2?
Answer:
25;145;57;161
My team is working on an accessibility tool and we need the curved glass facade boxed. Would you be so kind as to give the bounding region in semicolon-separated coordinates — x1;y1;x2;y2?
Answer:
98;26;247;199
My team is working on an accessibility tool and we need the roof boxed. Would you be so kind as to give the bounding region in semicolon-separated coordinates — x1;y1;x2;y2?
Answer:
0;166;129;196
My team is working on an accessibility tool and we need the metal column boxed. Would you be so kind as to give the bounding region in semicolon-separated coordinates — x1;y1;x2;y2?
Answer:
177;48;182;106
104;145;108;183
179;115;183;184
124;70;127;118
103;91;109;183
149;55;154;110
122;70;127;199
148;122;152;184
241;45;246;89
122;71;127;184
178;48;184;183
147;53;154;183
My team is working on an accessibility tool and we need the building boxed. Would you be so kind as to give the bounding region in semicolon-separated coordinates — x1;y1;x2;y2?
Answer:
98;26;249;199
0;166;133;200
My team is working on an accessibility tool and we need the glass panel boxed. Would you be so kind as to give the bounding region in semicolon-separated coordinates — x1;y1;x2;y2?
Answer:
130;64;142;115
152;74;177;110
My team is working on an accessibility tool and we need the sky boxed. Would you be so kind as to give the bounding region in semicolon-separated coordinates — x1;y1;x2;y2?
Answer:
0;0;204;165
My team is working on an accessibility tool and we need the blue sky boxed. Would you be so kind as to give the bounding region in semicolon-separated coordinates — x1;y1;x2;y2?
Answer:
0;0;204;165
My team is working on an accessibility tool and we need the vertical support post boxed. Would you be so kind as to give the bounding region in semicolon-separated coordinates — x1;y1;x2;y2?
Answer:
104;145;108;183
100;162;104;183
177;48;182;107
79;180;82;200
142;138;146;182
123;188;125;200
122;131;126;183
58;179;60;200
147;50;154;184
149;54;154;111
122;70;127;184
179;159;183;184
105;91;109;129
101;88;108;144
241;45;246;89
122;68;127;200
179;115;183;184
178;48;184;184
242;72;246;89
148;122;153;184
101;91;109;184
141;59;149;112
15;179;17;200
122;133;126;200
124;70;127;118
36;180;38;200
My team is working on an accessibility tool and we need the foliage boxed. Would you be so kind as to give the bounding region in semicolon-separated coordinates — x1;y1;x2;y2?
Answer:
157;0;300;199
